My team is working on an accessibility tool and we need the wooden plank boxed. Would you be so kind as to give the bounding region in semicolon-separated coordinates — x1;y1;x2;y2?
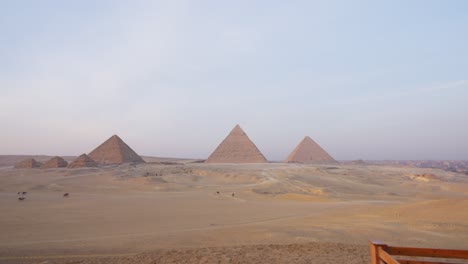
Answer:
378;247;401;264
370;243;379;264
387;246;468;259
370;241;388;264
398;260;459;264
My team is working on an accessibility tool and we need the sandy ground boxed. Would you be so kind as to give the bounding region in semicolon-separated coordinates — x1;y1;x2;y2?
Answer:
1;160;467;263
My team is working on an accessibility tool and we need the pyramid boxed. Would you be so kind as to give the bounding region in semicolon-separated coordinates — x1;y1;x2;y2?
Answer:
68;154;98;168
285;136;337;164
206;125;267;163
41;156;68;168
88;135;145;165
15;158;42;169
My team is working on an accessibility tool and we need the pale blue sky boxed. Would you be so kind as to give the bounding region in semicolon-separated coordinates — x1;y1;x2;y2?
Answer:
1;1;467;160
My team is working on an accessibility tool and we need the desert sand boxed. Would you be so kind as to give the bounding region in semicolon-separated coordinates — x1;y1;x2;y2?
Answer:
1;157;468;263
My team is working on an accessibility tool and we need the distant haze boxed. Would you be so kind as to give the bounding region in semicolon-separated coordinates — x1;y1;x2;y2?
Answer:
1;1;467;160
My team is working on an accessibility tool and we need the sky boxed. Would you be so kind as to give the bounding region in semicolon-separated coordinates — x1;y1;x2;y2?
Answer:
1;0;467;161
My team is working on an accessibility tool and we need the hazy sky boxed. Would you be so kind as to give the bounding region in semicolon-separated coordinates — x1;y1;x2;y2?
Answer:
1;1;467;160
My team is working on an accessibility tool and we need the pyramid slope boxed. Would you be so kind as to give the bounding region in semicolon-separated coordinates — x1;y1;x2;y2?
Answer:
68;154;98;168
42;156;68;168
88;135;145;165
206;125;267;163
286;136;337;164
15;158;42;169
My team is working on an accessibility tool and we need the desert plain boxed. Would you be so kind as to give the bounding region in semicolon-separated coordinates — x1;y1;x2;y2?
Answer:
1;156;468;263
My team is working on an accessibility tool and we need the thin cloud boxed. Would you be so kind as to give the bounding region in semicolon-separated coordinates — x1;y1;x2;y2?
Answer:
430;80;468;92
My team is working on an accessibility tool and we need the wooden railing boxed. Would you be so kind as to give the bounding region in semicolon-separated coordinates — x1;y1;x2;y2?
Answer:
370;241;468;264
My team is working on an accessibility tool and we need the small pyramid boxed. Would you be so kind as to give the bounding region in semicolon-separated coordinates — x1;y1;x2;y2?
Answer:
15;158;42;169
286;136;337;164
68;154;98;168
206;125;267;163
42;156;68;168
88;135;145;165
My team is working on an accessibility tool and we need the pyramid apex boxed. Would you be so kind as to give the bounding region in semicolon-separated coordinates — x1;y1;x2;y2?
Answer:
109;134;125;142
229;124;245;135
303;136;317;144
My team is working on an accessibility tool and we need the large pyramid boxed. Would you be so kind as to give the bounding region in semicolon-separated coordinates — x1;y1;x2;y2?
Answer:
42;156;69;168
88;135;145;165
68;154;98;168
206;125;267;163
285;136;337;164
15;158;42;169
